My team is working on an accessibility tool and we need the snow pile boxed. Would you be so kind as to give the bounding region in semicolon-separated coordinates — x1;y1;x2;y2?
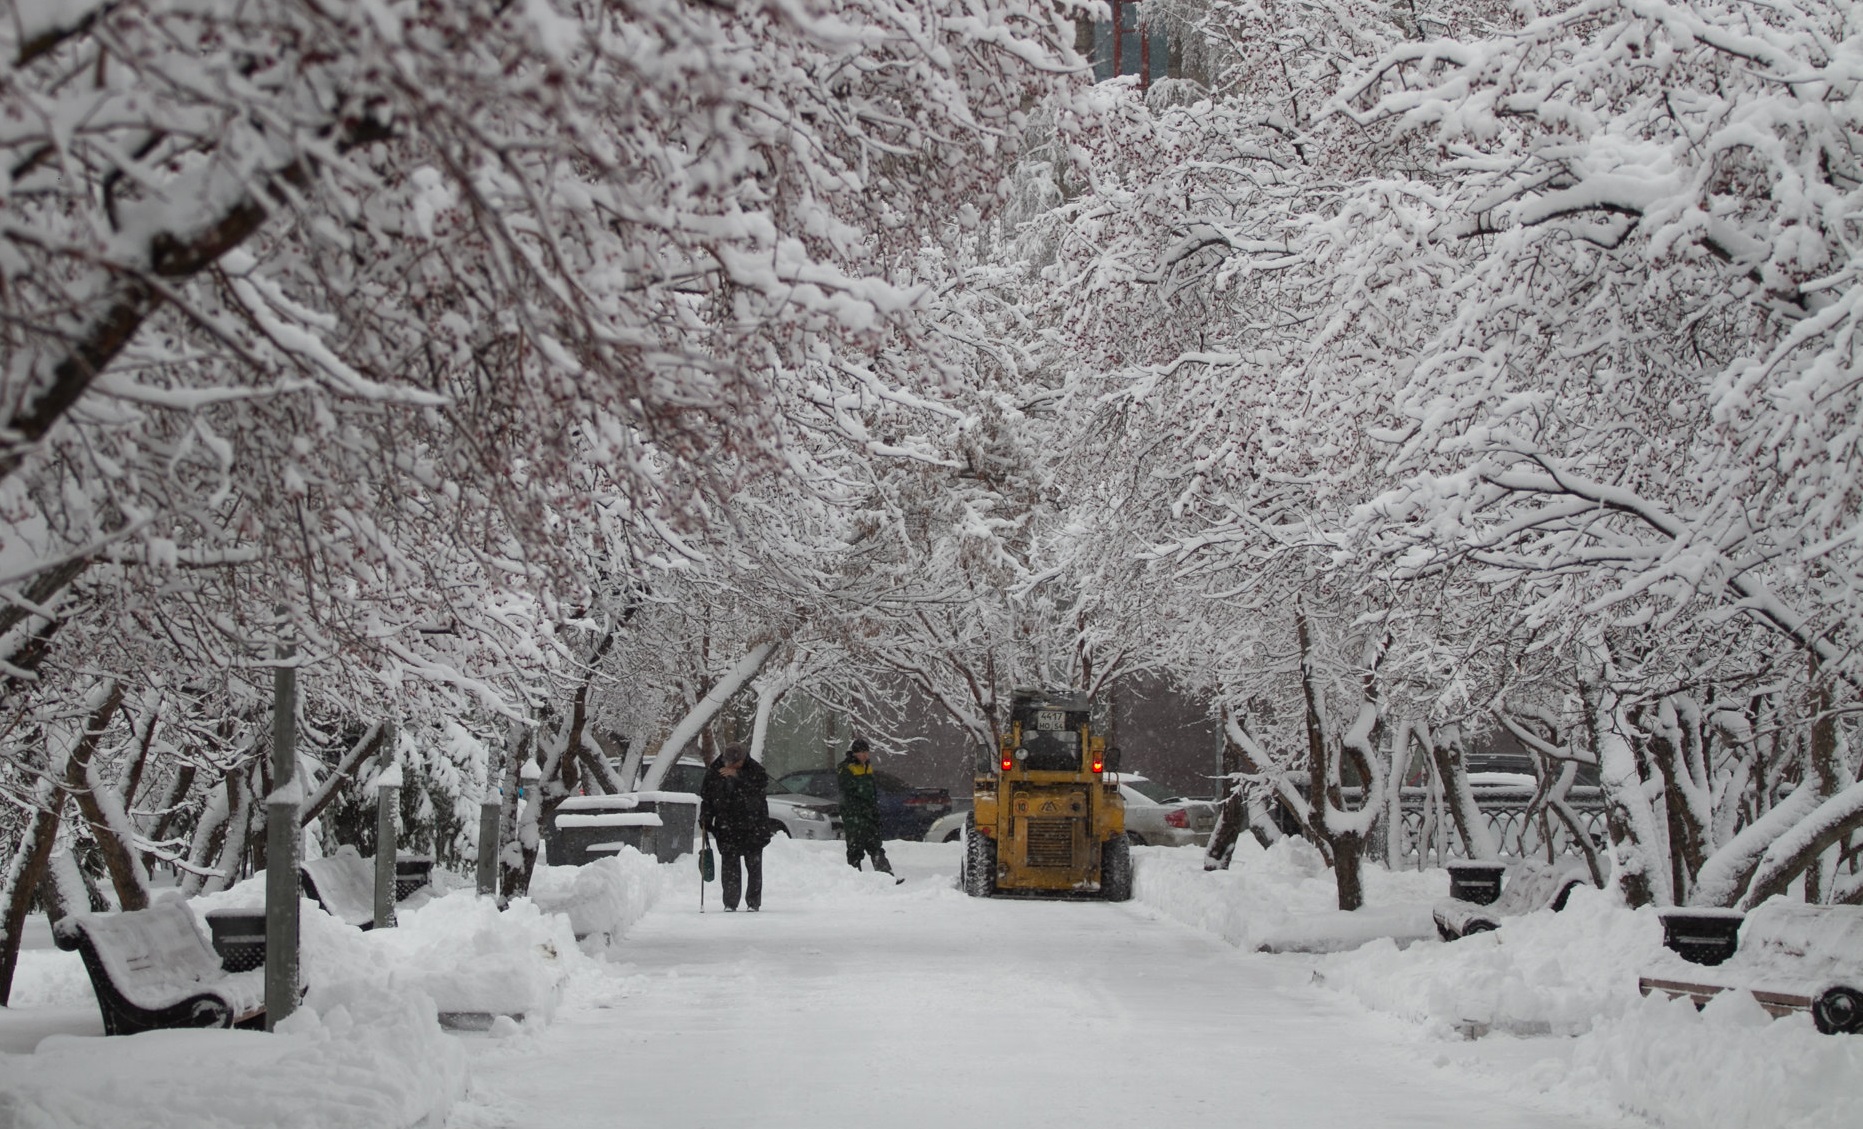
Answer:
1320;886;1661;1037
1573;991;1863;1129
528;848;668;951
1136;841;1863;1129
0;979;464;1129
1136;836;1442;952
3;851;674;1127
364;891;579;1022
757;835;920;899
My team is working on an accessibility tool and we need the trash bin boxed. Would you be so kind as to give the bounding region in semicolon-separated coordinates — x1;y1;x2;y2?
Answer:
1447;860;1508;905
1657;908;1745;966
547;794;699;864
203;909;267;973
394;854;434;900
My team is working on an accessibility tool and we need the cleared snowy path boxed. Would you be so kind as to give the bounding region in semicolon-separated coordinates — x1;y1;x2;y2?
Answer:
448;841;1641;1129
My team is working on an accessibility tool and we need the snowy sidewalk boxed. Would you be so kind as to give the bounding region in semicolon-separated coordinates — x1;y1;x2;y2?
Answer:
445;840;1637;1129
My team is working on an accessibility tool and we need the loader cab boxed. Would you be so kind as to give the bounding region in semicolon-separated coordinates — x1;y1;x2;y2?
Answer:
1011;703;1088;771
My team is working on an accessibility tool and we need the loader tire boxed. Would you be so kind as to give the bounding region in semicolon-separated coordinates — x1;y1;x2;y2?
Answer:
1101;834;1133;902
962;814;996;898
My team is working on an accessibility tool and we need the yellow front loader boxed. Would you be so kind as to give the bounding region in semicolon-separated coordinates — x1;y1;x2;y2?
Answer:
962;689;1131;900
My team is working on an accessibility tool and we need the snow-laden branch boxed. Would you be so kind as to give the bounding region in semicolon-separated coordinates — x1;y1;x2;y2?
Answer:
638;640;780;791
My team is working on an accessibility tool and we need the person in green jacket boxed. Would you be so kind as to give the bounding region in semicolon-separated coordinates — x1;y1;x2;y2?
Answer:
838;738;899;880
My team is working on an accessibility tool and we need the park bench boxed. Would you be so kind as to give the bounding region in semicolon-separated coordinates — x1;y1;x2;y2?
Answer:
299;845;432;929
1638;901;1863;1035
52;897;266;1035
1433;859;1591;941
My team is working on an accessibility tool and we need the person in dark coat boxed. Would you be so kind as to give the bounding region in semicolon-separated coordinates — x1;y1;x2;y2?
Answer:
700;745;773;911
838;738;897;879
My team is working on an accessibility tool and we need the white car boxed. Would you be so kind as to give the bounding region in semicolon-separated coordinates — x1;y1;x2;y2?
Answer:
927;808;969;843
634;755;841;841
1117;775;1216;847
766;793;841;840
922;774;1216;848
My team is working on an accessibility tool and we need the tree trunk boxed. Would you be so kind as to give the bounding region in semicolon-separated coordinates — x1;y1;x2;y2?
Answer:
201;764;255;895
179;781;230;897
0;780;68;1005
64;682;148;911
1424;723;1497;860
1203;784;1249;871
1739;780;1863;909
1333;832;1366;911
1296;606;1366;910
1582;672;1671;908
499;728;532;898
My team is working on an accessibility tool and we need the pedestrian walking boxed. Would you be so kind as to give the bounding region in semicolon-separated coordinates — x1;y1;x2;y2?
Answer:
699;745;773;911
838;738;900;881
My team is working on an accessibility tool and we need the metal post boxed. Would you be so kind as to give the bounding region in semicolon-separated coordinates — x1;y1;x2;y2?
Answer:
477;799;500;896
264;643;300;1030
373;725;399;929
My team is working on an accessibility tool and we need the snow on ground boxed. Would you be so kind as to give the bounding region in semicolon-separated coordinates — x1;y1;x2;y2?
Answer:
1136;837;1863;1129
3;837;1858;1129
0;848;668;1128
443;839;1636;1129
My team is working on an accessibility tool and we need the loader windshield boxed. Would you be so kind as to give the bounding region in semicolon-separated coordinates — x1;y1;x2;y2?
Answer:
1018;726;1080;772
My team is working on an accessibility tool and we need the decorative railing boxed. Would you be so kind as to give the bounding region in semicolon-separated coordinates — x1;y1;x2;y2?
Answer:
1393;785;1608;865
1264;783;1609;865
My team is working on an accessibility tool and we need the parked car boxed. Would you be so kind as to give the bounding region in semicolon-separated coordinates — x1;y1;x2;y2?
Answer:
923;774;1216;848
766;793;842;840
772;766;952;840
633;756;840;841
1116;775;1216;848
926;807;968;843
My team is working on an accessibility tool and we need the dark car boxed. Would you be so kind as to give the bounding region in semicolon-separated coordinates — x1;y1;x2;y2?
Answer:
773;767;952;841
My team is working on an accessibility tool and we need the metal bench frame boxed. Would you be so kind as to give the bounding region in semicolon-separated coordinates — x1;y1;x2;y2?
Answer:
1638;902;1863;1035
1433;859;1590;941
53;898;265;1036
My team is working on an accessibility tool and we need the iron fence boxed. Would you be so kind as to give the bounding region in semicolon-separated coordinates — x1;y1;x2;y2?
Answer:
1392;785;1607;866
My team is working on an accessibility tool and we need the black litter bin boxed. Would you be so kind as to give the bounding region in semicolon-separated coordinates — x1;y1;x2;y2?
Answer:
1658;908;1745;966
203;908;267;973
1447;860;1508;905
394;855;434;900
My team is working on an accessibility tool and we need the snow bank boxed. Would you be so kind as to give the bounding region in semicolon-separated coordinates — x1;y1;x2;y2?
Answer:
1135;840;1862;1129
1320;886;1662;1037
0;979;464;1129
1136;836;1443;952
2;850;672;1127
528;848;668;951
1572;991;1863;1129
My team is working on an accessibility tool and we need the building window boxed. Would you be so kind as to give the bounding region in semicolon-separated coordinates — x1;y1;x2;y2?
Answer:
1091;2;1170;87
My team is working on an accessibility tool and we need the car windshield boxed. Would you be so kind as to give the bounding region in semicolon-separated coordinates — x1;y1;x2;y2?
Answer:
873;771;912;792
659;763;707;794
777;771;837;800
1121;778;1177;804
